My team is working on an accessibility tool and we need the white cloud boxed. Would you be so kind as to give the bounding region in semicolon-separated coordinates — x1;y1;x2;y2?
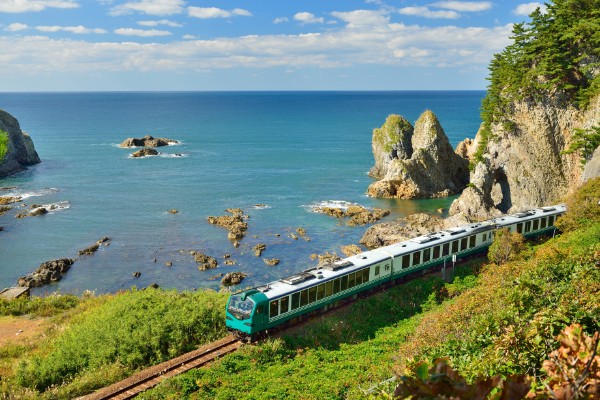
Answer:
6;23;29;31
398;7;460;19
273;17;289;24
330;10;389;28
0;0;78;13
36;25;107;34
513;2;547;16
431;1;492;12
114;27;172;36
138;19;182;27
110;0;184;16
187;7;252;19
293;12;324;24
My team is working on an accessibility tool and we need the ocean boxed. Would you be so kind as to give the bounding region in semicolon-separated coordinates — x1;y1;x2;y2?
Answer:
0;91;485;295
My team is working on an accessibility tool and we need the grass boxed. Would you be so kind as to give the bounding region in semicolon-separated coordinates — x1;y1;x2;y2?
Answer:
0;129;8;162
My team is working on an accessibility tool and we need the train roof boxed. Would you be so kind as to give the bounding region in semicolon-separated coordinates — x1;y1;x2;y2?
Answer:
243;204;566;301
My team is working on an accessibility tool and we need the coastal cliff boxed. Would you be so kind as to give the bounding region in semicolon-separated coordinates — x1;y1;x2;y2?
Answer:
367;110;469;199
0;110;40;177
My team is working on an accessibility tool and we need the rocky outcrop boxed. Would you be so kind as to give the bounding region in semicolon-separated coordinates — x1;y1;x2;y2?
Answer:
221;272;247;286
17;258;75;288
192;252;218;270
583;145;600;182
0;110;40;177
450;95;600;220
120;135;178;148
131;147;158;158
315;204;390;226
207;208;249;241
367;111;469;199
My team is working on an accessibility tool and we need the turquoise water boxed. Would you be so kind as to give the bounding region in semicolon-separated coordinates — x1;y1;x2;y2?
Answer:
0;91;484;295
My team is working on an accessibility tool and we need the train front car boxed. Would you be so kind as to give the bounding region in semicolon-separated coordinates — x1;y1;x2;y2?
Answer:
225;290;268;342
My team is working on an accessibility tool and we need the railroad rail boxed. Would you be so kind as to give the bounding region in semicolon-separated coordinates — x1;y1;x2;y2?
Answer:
84;335;241;400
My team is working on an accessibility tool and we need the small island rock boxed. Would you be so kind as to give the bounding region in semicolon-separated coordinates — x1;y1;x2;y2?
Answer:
120;135;178;148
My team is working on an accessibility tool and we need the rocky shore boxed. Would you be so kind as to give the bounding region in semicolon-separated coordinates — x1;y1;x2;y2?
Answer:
18;259;75;288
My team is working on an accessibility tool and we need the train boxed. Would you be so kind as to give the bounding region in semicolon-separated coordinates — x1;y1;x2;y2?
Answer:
226;204;566;341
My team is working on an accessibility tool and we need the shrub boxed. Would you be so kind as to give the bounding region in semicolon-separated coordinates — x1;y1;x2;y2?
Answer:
488;228;525;265
0;130;8;161
555;177;600;232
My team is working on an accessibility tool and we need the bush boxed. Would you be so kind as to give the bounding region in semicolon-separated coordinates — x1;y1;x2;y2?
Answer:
488;228;525;265
555;177;600;232
0;130;7;161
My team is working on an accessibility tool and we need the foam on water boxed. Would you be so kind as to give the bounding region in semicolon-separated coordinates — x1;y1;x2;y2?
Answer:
303;200;363;213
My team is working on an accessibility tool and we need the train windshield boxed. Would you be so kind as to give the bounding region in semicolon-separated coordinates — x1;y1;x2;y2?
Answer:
227;295;255;320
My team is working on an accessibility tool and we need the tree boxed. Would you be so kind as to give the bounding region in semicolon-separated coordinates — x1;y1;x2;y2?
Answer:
562;126;600;166
488;228;525;265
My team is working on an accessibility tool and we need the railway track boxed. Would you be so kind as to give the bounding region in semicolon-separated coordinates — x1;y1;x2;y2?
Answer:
84;335;241;400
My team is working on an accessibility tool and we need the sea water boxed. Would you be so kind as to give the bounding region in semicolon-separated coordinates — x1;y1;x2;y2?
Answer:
0;91;484;295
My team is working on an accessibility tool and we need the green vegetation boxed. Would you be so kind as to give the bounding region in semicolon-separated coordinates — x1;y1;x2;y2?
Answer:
0;129;8;162
562;125;600;166
474;0;600;166
487;228;525;265
373;114;413;153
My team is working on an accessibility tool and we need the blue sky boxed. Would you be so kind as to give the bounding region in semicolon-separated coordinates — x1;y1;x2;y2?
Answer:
0;0;547;91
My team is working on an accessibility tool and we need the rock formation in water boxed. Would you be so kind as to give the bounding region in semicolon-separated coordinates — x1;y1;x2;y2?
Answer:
367;110;470;199
0;110;40;177
119;135;178;148
449;95;600;221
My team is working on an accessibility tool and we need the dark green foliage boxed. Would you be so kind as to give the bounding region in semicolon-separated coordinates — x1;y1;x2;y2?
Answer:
0;130;7;161
477;0;600;167
15;288;228;392
561;125;600;166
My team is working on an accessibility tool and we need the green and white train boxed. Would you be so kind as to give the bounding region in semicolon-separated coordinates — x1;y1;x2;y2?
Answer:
226;204;566;341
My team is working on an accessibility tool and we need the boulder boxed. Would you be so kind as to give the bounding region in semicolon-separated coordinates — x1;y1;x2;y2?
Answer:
263;258;280;266
367;110;470;199
131;147;158;158
120;135;178;148
253;244;266;257
315;204;390;226
221;272;247;286
17;258;75;288
28;207;48;217
192;252;218;270
207;209;249;242
0;110;41;177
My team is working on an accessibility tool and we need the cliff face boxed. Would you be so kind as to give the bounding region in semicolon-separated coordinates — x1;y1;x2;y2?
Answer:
367;110;470;199
450;94;600;220
0;110;40;177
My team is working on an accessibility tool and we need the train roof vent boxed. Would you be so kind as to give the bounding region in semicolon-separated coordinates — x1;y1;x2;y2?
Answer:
541;207;556;212
322;260;354;271
410;235;438;244
256;285;271;293
513;211;534;218
280;272;315;285
442;228;466;236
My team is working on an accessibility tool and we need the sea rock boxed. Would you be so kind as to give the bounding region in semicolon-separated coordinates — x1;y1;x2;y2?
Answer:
310;252;341;265
221;271;247;286
367;111;470;199
0;110;41;178
340;244;363;257
167;209;178;214
131;147;158;158
133;271;141;277
450;94;600;220
119;135;178;148
253;244;266;257
28;207;48;217
207;208;249;242
78;243;99;255
0;196;21;205
263;258;280;266
17;258;75;288
315;204;390;226
193;252;218;270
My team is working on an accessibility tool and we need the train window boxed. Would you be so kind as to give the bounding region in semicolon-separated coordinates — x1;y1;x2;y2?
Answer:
516;223;523;234
300;290;308;307
433;246;440;259
356;270;364;285
451;241;459;253
363;268;370;282
402;255;410;269
280;296;289;314
375;265;380;276
325;281;333;297
540;217;547;229
270;300;279;318
469;235;476;248
333;278;341;294
341;275;348;290
533;219;539;230
316;284;325;300
308;287;317;303
460;238;468;250
423;248;431;263
442;243;450;257
348;273;356;288
291;293;300;310
525;221;531;233
482;233;487;242
548;215;555;226
413;251;421;266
